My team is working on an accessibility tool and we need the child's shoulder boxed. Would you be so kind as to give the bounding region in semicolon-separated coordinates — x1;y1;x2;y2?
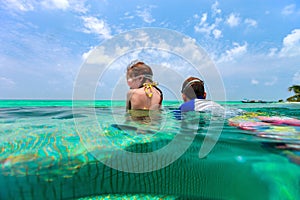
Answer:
179;99;196;112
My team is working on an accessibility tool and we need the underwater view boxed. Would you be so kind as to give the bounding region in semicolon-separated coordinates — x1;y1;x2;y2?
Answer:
0;100;299;200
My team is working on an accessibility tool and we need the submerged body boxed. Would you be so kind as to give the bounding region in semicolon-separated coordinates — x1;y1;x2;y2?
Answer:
0;100;300;199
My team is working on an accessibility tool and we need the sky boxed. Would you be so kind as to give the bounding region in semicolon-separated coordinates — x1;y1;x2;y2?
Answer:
0;0;300;101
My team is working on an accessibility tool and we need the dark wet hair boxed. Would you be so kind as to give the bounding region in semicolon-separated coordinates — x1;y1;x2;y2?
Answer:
181;77;205;99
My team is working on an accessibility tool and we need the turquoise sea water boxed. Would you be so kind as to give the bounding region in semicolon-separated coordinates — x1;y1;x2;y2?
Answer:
0;100;300;199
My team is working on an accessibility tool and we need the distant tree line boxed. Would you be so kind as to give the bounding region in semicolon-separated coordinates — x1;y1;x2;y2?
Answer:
287;85;300;102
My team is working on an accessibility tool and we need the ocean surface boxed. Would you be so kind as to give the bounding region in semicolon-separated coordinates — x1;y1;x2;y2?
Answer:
0;100;300;200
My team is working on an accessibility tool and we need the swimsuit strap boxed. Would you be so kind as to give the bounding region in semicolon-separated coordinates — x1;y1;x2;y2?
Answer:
154;85;163;105
143;82;158;98
128;82;163;111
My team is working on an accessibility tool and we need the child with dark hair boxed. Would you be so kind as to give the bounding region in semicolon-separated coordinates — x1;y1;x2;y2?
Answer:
179;77;223;112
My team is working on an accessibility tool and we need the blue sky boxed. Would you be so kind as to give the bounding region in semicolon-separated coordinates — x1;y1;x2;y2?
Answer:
0;0;300;101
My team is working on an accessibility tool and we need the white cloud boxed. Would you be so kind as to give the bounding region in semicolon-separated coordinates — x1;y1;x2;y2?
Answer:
193;14;200;19
82;46;97;61
194;2;223;39
212;29;222;39
251;79;259;85
40;0;87;12
41;0;69;10
218;42;248;62
293;71;300;84
244;18;257;27
83;43;130;66
70;1;88;13
0;77;16;88
226;13;240;27
211;1;221;16
279;29;300;57
136;7;155;23
283;29;300;46
194;13;222;39
82;16;112;39
123;12;134;19
226;42;247;56
268;48;278;57
195;22;216;35
264;77;278;86
2;0;88;13
200;13;208;25
2;0;34;11
282;4;296;15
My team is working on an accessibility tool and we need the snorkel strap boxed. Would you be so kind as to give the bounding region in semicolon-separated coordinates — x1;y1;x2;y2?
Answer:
181;79;202;93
